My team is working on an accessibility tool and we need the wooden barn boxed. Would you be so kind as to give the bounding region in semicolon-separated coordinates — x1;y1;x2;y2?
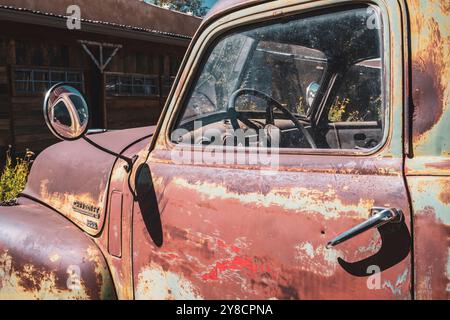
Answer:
0;0;201;157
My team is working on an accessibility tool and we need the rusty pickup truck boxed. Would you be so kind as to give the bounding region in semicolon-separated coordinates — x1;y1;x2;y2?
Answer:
0;0;448;300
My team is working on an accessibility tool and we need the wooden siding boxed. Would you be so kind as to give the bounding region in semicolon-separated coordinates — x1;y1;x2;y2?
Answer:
0;21;187;155
0;37;11;157
10;96;59;153
106;97;162;130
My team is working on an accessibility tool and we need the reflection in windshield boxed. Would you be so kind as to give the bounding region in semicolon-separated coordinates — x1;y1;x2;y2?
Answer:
53;101;72;126
186;34;254;119
69;95;88;125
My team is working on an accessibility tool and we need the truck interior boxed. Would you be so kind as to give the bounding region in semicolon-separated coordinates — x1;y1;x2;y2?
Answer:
173;5;384;151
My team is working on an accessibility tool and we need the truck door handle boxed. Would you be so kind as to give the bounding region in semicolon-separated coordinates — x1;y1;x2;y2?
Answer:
326;207;403;248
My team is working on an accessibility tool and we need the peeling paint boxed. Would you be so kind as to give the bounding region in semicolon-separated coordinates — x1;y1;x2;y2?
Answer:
39;179;104;233
0;251;90;300
383;268;409;296
294;242;342;277
173;177;374;220
136;265;203;300
0;199;117;300
49;254;60;263
408;177;450;299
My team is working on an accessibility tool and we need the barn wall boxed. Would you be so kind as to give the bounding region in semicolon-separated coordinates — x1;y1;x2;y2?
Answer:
104;42;183;130
0;37;10;156
0;20;188;154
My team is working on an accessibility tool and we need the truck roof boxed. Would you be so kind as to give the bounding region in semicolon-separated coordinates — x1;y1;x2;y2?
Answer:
205;0;270;20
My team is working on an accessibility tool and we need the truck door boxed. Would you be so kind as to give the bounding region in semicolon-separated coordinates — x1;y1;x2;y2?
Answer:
132;1;412;299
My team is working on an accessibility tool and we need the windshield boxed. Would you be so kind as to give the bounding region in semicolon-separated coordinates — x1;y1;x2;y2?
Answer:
183;34;254;120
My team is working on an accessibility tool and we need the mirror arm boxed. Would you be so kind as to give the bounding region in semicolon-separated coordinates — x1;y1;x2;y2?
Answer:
82;136;137;172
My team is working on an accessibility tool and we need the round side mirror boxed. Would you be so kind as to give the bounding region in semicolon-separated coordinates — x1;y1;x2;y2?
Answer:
43;83;89;140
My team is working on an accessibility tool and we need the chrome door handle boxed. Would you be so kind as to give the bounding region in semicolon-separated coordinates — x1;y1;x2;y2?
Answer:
326;207;403;248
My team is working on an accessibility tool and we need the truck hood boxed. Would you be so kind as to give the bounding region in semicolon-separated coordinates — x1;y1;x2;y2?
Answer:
22;126;155;235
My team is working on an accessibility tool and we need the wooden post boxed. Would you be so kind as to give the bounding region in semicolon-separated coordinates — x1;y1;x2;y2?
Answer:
101;72;107;129
6;38;15;65
6;38;15;152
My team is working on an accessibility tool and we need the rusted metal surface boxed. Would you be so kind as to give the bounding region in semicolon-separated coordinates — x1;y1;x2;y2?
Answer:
23;127;153;236
0;198;116;299
1;0;448;300
96;137;153;300
132;153;412;299
405;0;450;300
205;0;272;20
408;0;449;158
407;177;450;300
15;127;154;299
132;0;414;299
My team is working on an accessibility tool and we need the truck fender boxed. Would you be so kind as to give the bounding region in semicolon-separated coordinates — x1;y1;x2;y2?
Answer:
0;198;116;300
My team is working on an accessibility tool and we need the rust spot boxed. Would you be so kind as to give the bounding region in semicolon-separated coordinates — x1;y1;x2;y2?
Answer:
412;18;446;138
7;249;68;293
439;181;450;204
424;158;450;170
440;0;450;13
169;226;189;241
278;284;299;300
0;249;90;299
414;206;450;299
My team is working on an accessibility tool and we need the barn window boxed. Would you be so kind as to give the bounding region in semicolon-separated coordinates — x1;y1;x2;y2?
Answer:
105;73;159;97
12;67;84;95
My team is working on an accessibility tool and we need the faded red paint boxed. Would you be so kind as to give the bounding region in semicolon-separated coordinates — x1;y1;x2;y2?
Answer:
405;0;449;301
408;0;449;150
23;127;154;236
201;256;262;281
0;198;116;299
131;149;412;299
0;0;448;300
413;206;449;299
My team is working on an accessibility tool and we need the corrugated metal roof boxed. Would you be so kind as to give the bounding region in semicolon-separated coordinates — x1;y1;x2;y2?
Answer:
0;1;201;39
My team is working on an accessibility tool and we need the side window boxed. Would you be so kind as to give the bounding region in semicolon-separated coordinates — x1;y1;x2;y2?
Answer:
172;5;384;151
238;42;326;116
326;59;384;149
328;59;382;123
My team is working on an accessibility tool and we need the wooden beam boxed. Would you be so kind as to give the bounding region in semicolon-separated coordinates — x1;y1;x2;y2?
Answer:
79;40;122;73
6;38;14;149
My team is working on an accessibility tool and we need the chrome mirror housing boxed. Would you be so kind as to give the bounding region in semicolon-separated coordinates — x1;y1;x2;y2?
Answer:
43;84;89;140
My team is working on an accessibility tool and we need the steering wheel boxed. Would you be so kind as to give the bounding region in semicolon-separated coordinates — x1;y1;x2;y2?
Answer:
227;88;317;149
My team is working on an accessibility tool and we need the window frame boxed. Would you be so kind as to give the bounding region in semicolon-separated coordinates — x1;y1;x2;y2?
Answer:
11;65;84;96
160;1;396;158
105;72;160;98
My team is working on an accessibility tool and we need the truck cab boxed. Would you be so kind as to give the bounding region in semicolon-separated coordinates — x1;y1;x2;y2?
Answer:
0;0;448;300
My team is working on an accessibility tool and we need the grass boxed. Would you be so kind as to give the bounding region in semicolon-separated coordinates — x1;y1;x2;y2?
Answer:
328;96;350;122
0;146;34;205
